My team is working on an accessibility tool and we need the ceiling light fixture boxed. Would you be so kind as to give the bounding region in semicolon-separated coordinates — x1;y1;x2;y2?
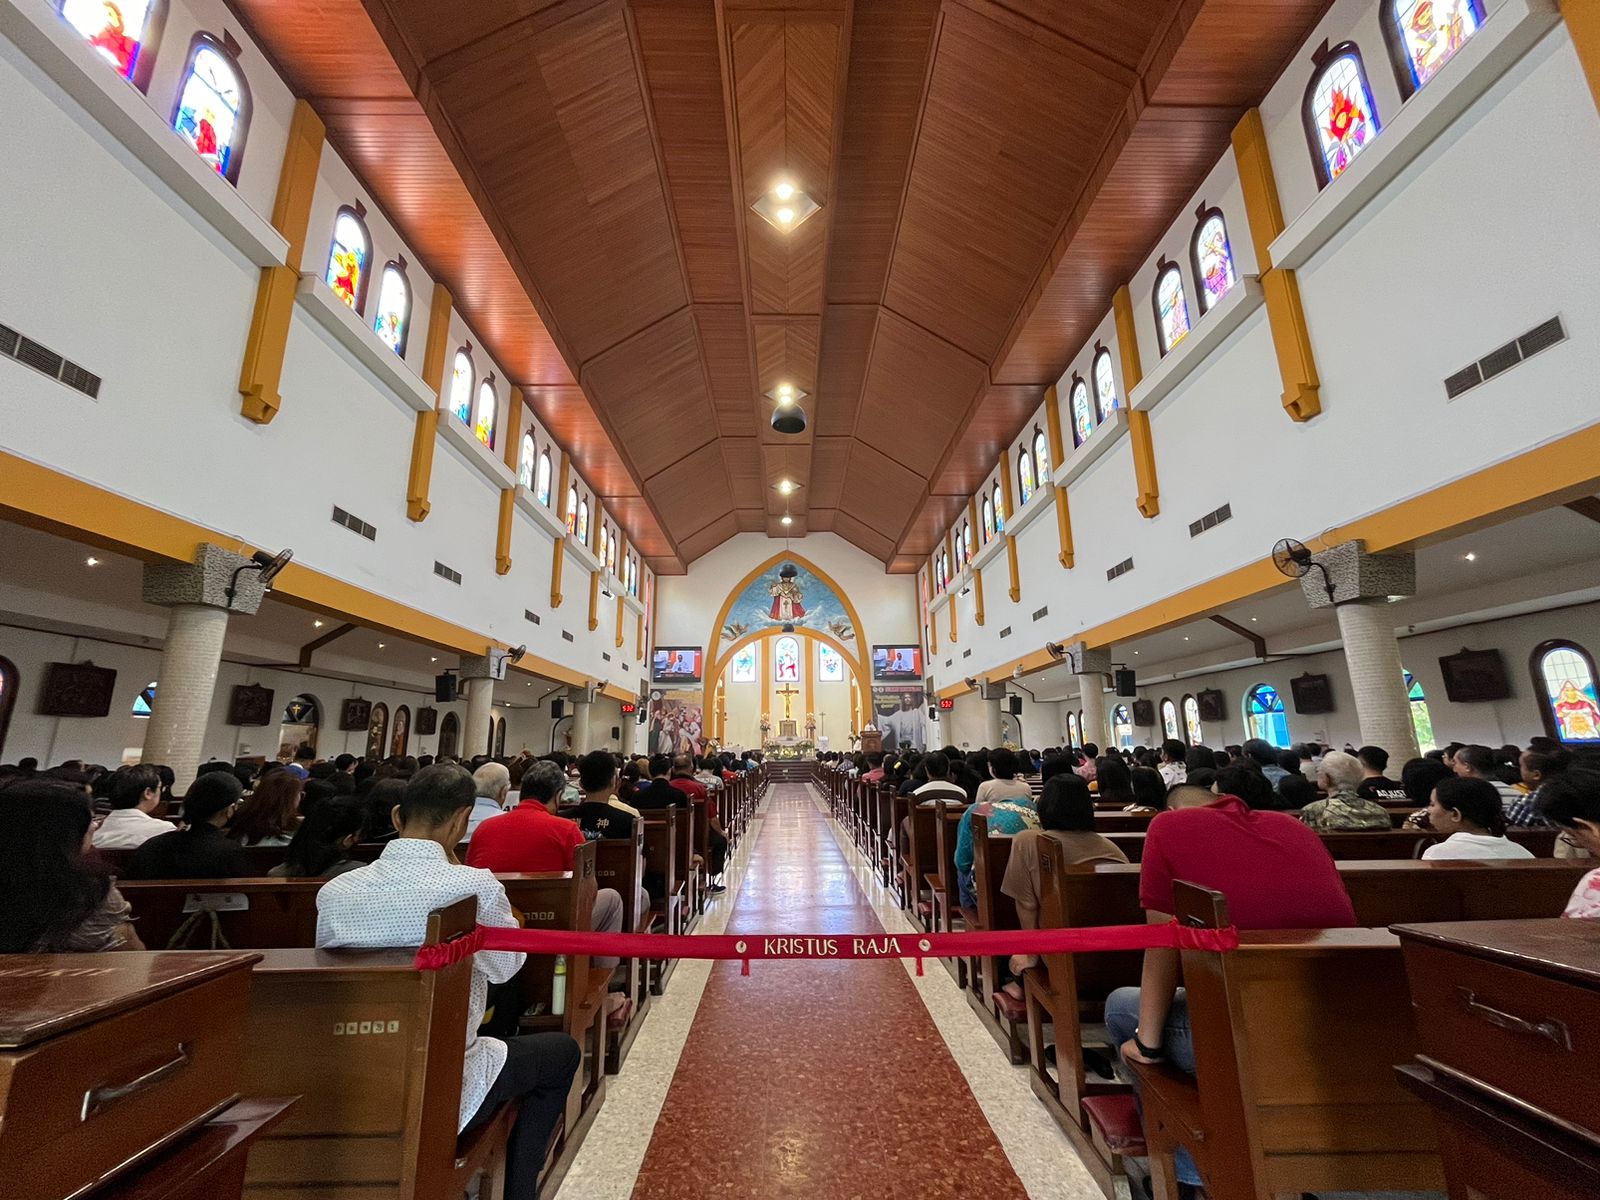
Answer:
85;556;99;567
313;619;324;628
781;515;793;527
430;656;438;663
1464;552;1477;562
766;383;808;435
777;479;796;495
377;642;386;649
752;179;820;232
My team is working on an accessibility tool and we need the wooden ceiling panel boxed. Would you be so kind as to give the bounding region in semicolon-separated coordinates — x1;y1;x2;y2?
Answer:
960;0;1179;75
583;310;719;481
899;493;968;558
753;316;820;398
887;554;923;574
853;311;986;480
807;437;850;510
693;304;759;436
722;435;766;511
677;510;741;561
814;305;875;437
830;511;896;561
838;443;926;532
644;442;737;535
735;510;767;532
1145;0;1333;108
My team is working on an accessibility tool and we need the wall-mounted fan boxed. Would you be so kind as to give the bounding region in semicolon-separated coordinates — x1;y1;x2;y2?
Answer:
1271;537;1336;603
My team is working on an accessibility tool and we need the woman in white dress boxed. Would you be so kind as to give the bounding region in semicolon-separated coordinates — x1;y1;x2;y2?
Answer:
1422;776;1534;861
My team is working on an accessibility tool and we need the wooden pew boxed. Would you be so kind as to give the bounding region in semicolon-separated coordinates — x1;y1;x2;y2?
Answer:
593;831;649;1072
1126;883;1444;1200
968;817;1024;1063
641;810;683;994
902;798;948;928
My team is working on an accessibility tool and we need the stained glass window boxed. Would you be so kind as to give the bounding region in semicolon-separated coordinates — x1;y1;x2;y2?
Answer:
60;0;160;87
132;680;157;717
774;635;800;682
731;644;757;683
1403;670;1437;752
536;452;552;505
1018;448;1035;505
565;485;578;534
1096;350;1121;424
576;500;589;545
1112;705;1134;750
606;529;617;574
961;521;973;563
1191;209;1237;312
598;525;609;570
819;643;844;682
172;35;248;183
1183;695;1202;745
450;349;473;426
474;378;496;448
518;434;536;488
1070;377;1094;448
1306;43;1381;187
1033;427;1051;485
1160;699;1180;741
326;207;371;313
1245;684;1291;748
982;496;995;542
993;484;1005;533
1532;641;1600;744
372;261;410;356
1388;0;1484;97
1067;711;1080;747
1154;260;1191;356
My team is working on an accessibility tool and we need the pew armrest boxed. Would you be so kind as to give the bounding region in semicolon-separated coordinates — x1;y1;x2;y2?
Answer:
1125;1059;1204;1149
454;1101;515;1184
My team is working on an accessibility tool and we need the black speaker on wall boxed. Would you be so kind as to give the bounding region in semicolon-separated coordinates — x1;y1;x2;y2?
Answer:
434;673;458;702
551;698;566;719
1007;695;1023;715
611;726;621;740
1114;669;1137;697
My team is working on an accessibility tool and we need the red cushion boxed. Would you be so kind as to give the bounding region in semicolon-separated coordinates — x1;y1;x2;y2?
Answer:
994;989;1026;1023
916;900;934;916
1081;1093;1147;1156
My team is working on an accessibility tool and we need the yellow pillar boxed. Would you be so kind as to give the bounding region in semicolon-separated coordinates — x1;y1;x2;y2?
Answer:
495;388;522;576
550;457;570;608
927;568;939;655
239;101;324;424
1113;289;1160;519
998;453;1021;603
973;567;986;627
636;611;645;661
1232;109;1322;422
406;284;454;522
1566;0;1600;112
615;533;629;648
1041;383;1078;563
587;569;601;633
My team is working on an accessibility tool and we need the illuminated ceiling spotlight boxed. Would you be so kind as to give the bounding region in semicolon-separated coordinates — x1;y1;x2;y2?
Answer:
751;178;821;232
781;515;794;527
765;382;808;435
775;479;798;495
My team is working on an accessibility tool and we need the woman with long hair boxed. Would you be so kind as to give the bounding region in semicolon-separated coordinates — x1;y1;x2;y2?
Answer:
228;769;303;846
1095;755;1136;809
0;780;144;952
270;798;367;878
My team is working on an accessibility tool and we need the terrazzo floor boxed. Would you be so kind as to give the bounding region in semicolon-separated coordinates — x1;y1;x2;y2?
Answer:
554;783;1095;1200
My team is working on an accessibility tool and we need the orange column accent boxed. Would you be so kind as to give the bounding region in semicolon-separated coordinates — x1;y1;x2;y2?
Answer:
1113;287;1160;518
967;496;985;623
1565;0;1600;112
973;567;986;627
549;456;570;608
239;101;324;424
998;453;1021;603
587;568;601;632
636;611;645;661
407;284;454;522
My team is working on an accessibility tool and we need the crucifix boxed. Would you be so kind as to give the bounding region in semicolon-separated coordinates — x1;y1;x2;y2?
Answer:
775;683;800;720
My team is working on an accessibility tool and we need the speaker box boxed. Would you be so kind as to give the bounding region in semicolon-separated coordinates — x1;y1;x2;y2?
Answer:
434;673;457;702
551;698;566;719
928;705;938;720
611;726;621;740
1007;695;1023;715
1114;669;1137;697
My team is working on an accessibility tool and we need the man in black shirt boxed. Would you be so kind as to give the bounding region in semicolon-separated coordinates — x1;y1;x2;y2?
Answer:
1354;745;1409;803
568;751;636;842
631;755;688;811
128;772;249;879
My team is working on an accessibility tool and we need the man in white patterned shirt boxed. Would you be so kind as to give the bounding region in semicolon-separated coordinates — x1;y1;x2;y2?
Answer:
317;764;579;1199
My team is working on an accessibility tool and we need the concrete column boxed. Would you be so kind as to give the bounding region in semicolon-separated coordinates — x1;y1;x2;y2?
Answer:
141;544;271;789
1065;642;1113;750
620;711;638;757
1337;602;1419;761
142;604;229;787
571;697;592;754
982;697;1004;747
1298;542;1419;761
464;677;495;758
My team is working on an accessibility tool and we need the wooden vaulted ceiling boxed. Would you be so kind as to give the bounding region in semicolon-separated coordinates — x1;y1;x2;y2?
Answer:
232;0;1329;573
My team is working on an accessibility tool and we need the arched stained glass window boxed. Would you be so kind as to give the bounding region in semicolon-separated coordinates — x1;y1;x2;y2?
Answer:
1018;448;1035;505
535;452;552;506
1403;669;1437;752
1153;257;1191;356
326;206;371;313
961;521;973;563
372;259;411;356
474;377;496;449
565;485;578;534
982;496;995;542
1305;41;1381;187
518;434;536;488
731;644;757;683
993;484;1005;533
1033;426;1051;484
60;0;163;89
1070;376;1094;448
774;635;800;682
1093;348;1118;423
576;500;589;546
1386;0;1484;98
1183;695;1202;745
1067;710;1080;748
598;525;609;570
172;34;249;183
1112;704;1134;750
819;643;844;682
1160;698;1180;741
606;528;617;574
1190;206;1237;312
450;348;473;426
1531;640;1600;744
132;680;157;718
1245;684;1291;748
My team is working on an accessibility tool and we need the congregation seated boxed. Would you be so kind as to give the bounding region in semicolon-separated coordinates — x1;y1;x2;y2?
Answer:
467;761;513;839
1095;755;1137;810
90;763;171;849
955;747;1036;908
1242;737;1289;786
1156;740;1186;788
1299;749;1391;831
1421;776;1534;860
631;754;689;810
315;763;580;1200
1452;743;1526;811
670;754;727;893
568;751;651;930
1273;750;1318;809
0;778;144;952
1535;767;1600;914
226;766;303;847
267;796;367;877
1506;745;1571;827
1355;744;1408;802
126;771;251;879
1127;766;1167;815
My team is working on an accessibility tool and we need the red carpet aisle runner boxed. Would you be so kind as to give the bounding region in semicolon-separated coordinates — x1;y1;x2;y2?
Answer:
629;784;1028;1199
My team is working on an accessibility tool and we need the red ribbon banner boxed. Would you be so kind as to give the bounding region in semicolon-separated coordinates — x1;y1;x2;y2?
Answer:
414;921;1238;976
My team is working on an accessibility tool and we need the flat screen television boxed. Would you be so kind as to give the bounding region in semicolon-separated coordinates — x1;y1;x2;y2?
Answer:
652;646;704;683
872;645;923;679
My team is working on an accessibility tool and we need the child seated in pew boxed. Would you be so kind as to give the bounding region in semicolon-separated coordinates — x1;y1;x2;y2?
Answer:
317;764;580;1200
1422;777;1534;860
1535;768;1600;916
1105;764;1357;1196
0;779;145;953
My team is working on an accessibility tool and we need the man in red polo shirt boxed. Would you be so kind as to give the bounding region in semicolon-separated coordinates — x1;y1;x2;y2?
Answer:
670;754;727;895
1105;765;1356;1193
468;759;626;983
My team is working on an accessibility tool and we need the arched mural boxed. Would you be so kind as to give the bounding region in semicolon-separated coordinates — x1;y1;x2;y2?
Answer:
717;558;857;655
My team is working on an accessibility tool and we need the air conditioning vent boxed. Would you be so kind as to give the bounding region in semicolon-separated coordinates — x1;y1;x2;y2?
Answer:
524;610;541;625
433;562;462;585
0;324;17;357
16;338;62;377
621;662;630;673
1445;316;1565;400
999;626;1013;639
601;652;612;663
962;648;972;658
944;658;953;668
331;506;376;540
1188;502;1232;539
1032;606;1049;621
0;324;101;398
1107;557;1134;580
59;361;101;398
561;630;575;643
